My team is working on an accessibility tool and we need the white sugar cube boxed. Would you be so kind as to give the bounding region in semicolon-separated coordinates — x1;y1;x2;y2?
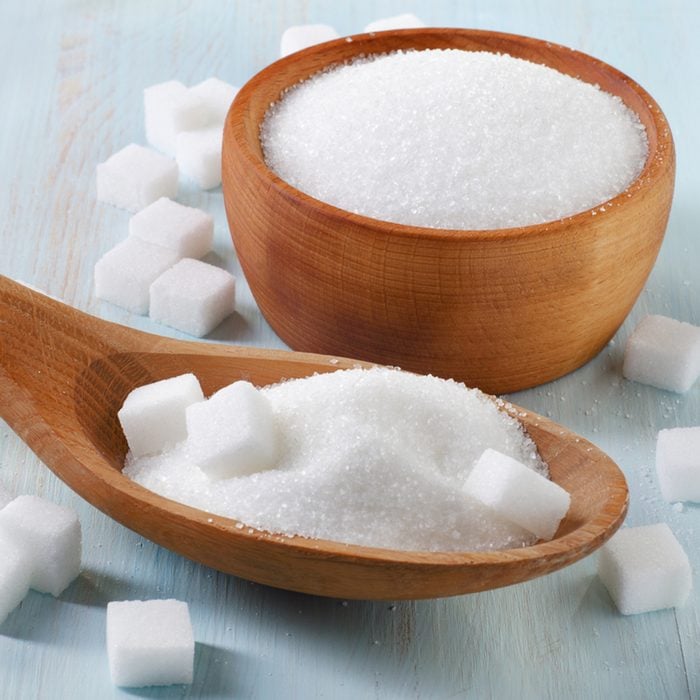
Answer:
176;126;223;190
189;77;238;125
0;496;81;597
0;531;32;625
144;80;211;156
118;374;204;458
656;426;700;502
622;314;700;393
280;24;340;57
464;448;570;540
149;259;235;337
598;523;692;615
96;144;178;212
364;13;426;32
129;197;213;259
95;237;181;314
186;381;278;480
107;599;194;687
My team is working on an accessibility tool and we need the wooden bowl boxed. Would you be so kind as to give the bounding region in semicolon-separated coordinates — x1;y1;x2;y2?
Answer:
222;28;675;394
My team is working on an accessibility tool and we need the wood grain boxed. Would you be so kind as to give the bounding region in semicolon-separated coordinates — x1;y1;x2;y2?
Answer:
222;28;675;394
0;276;627;599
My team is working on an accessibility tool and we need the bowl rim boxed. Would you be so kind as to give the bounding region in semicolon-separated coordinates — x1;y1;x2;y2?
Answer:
225;26;674;243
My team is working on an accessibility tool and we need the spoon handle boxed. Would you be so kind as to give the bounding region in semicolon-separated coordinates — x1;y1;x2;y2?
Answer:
0;276;133;467
0;274;364;459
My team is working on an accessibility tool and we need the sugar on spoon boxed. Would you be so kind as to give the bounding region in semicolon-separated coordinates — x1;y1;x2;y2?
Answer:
0;275;627;599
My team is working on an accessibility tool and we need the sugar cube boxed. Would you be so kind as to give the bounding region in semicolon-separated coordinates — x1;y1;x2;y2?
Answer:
94;237;181;314
364;13;426;32
129;197;213;259
186;380;278;480
149;259;235;337
189;77;238;125
96;143;178;212
144;80;211;156
176;126;223;190
622;314;700;393
656;426;700;502
280;24;340;58
598;523;692;615
118;374;204;458
0;495;81;597
0;531;32;625
463;448;570;540
106;599;194;687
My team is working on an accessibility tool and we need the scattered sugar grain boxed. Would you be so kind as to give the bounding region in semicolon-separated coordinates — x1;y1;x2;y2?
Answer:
96;144;178;212
656;426;700;502
261;49;647;229
597;523;691;615
623;315;700;393
176;125;223;189
364;13;425;32
94;237;181;314
280;24;340;57
118;374;204;458
129;197;213;259
107;599;194;687
149;258;235;337
0;495;81;597
125;368;548;552
0;530;32;624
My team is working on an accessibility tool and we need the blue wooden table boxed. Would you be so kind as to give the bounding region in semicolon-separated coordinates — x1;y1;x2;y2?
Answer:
1;1;698;697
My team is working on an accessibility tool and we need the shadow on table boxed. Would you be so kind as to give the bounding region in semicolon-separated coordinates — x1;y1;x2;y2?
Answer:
0;572;109;643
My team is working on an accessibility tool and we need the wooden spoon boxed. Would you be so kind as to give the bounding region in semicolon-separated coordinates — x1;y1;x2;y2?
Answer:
0;276;628;600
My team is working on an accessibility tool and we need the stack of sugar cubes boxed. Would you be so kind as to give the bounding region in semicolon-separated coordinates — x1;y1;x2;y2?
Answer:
144;77;238;189
94;196;235;336
94;77;238;337
97;76;237;200
0;492;82;625
118;373;278;480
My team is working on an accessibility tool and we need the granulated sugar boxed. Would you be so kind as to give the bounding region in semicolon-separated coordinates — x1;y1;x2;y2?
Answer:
124;367;548;552
261;49;648;229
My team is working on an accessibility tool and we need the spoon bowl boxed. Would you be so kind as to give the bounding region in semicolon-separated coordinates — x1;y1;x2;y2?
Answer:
0;276;628;599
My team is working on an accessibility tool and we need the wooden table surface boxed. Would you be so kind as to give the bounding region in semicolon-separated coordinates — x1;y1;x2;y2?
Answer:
1;1;698;698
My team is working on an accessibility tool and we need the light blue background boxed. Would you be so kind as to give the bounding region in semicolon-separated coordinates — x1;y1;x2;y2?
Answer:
0;1;698;698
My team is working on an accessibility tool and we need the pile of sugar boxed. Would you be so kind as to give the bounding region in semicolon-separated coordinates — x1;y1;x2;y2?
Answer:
125;367;547;552
261;49;648;230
